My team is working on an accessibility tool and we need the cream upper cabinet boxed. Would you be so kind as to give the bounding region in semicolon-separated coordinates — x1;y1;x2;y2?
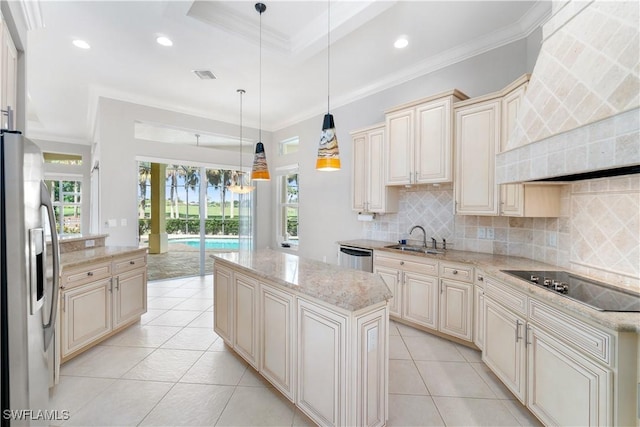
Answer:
500;79;527;216
455;74;561;217
351;124;398;213
454;97;501;215
0;14;18;129
385;91;467;186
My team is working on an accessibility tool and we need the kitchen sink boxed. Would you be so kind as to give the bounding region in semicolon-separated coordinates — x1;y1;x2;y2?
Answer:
384;244;444;255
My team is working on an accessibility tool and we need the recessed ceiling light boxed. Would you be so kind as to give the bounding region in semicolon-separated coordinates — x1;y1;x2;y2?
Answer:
156;36;173;47
394;37;409;49
72;39;90;49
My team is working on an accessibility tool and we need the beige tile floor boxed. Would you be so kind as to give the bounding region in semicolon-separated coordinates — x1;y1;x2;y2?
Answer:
50;275;543;427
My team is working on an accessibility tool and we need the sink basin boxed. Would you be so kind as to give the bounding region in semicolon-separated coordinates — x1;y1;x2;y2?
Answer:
384;244;445;255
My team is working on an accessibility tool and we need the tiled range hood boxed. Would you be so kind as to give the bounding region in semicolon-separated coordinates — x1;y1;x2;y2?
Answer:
496;0;639;184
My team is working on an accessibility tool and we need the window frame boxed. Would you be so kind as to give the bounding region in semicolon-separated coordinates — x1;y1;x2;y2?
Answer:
275;164;299;249
45;176;83;237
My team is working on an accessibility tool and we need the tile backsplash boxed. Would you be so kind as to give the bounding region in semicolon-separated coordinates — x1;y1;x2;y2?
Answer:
362;175;639;291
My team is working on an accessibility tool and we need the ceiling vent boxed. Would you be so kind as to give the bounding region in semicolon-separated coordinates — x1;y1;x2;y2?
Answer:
192;70;217;80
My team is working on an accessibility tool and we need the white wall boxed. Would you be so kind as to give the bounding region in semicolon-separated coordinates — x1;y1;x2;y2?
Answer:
271;37;536;263
95;98;273;248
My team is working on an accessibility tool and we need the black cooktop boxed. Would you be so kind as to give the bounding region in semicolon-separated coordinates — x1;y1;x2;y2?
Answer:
501;270;640;312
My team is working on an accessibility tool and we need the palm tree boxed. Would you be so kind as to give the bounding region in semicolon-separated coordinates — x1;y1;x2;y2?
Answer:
182;166;199;233
166;165;180;219
206;169;232;234
138;162;151;218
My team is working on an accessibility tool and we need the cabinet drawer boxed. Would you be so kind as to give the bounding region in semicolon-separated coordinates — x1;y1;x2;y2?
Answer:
374;253;437;276
114;254;147;274
528;299;613;367
62;262;112;289
484;276;527;316
440;262;474;283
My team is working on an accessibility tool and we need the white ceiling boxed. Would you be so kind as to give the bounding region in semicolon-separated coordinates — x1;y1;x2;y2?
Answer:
24;0;550;146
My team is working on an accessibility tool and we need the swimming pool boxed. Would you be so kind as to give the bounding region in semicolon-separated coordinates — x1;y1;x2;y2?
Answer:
169;238;239;250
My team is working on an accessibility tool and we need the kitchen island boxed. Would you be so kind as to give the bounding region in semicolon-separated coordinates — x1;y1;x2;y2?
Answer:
212;249;392;427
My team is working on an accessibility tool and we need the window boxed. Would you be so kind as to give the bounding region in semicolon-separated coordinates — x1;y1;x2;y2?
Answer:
277;166;298;247
43;152;83;165
45;179;82;236
279;136;299;155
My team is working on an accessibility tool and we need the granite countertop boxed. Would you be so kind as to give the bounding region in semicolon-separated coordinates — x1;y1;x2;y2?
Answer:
57;233;109;244
339;239;640;333
60;246;147;270
212;249;392;312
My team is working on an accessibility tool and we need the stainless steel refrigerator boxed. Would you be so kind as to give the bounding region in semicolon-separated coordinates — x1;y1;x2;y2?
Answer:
1;130;60;425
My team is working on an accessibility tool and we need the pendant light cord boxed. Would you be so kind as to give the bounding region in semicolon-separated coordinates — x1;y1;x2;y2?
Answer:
238;89;244;188
327;0;330;114
259;7;263;143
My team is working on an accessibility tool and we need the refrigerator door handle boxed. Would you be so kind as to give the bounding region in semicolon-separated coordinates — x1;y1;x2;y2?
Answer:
41;181;60;350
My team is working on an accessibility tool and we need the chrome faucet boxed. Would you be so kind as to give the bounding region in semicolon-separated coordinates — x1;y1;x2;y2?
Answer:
409;225;427;248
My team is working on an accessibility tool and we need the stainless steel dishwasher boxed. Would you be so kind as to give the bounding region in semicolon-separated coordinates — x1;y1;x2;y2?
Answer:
338;245;373;272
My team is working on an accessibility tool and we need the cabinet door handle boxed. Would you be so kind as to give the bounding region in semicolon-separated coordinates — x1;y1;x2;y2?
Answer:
515;320;523;342
525;324;531;346
452;270;458;275
478;275;484;281
400;261;404;265
115;277;120;291
129;260;135;265
87;271;93;276
109;278;113;293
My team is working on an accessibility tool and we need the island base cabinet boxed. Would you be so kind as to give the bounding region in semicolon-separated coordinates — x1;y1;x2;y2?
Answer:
526;325;611;426
214;260;389;427
233;273;259;368
213;265;233;343
354;308;387;427
260;284;295;401
297;299;347;426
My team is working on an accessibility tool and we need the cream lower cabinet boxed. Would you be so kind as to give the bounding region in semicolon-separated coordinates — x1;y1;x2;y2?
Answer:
374;253;438;330
482;275;638;426
113;266;147;329
473;273;486;350
60;252;148;361
483;297;527;401
61;277;112;357
438;278;473;341
526;323;611;426
214;261;388;427
403;272;438;329
374;253;475;343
